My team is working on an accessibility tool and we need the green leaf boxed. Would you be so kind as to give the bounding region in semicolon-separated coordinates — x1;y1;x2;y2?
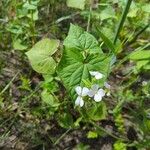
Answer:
87;131;98;139
67;0;86;10
136;60;149;70
114;140;127;150
26;38;59;74
13;39;28;50
23;1;37;10
88;102;107;121
64;24;103;54
142;4;150;13
58;113;74;128
41;89;60;107
58;24;111;98
129;50;150;60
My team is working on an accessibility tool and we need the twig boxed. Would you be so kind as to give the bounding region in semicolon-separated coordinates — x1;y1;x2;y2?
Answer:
90;121;128;141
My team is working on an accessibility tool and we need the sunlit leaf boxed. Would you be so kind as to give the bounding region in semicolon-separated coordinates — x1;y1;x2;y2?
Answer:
26;38;59;74
67;0;86;10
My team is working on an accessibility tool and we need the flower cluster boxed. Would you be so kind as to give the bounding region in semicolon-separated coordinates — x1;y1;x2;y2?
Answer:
75;71;110;107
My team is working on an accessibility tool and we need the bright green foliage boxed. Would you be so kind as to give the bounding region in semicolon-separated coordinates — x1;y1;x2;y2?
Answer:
88;102;107;121
114;114;125;133
13;39;28;50
41;89;60;107
129;50;150;70
87;131;98;139
58;113;74;128
64;24;103;54
67;0;86;10
58;24;111;97
26;38;60;74
114;141;127;150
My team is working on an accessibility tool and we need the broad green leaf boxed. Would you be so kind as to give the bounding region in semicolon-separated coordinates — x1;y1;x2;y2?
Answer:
88;102;107;121
41;89;60;107
26;38;59;74
64;24;103;54
58;113;74;128
13;39;27;50
142;4;150;13
100;6;116;20
23;2;37;10
58;24;111;97
129;50;150;60
67;0;86;10
136;60;149;70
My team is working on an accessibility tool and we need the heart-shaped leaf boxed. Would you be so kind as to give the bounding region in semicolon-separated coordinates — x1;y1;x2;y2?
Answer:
58;24;112;97
26;38;59;74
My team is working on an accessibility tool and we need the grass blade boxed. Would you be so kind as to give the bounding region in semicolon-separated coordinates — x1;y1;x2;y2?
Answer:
113;0;132;44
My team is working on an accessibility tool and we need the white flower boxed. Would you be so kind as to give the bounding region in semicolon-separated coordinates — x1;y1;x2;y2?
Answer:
88;84;105;102
75;96;84;107
75;86;89;107
89;71;104;80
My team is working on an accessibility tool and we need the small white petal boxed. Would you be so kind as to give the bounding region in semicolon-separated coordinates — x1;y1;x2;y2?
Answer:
89;71;97;76
75;96;84;107
82;87;89;96
75;86;82;95
104;82;111;89
94;93;102;102
91;84;99;91
79;98;84;107
87;90;95;97
95;73;103;79
97;89;106;97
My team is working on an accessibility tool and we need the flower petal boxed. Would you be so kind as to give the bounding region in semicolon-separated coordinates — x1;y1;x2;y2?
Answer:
95;73;103;79
94;93;102;102
87;90;95;97
97;89;106;97
82;87;89;96
75;96;84;107
75;86;82;95
91;84;99;91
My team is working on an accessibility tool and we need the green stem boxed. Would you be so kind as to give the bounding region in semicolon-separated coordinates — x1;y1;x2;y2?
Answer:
87;0;92;32
113;0;132;44
90;121;127;141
